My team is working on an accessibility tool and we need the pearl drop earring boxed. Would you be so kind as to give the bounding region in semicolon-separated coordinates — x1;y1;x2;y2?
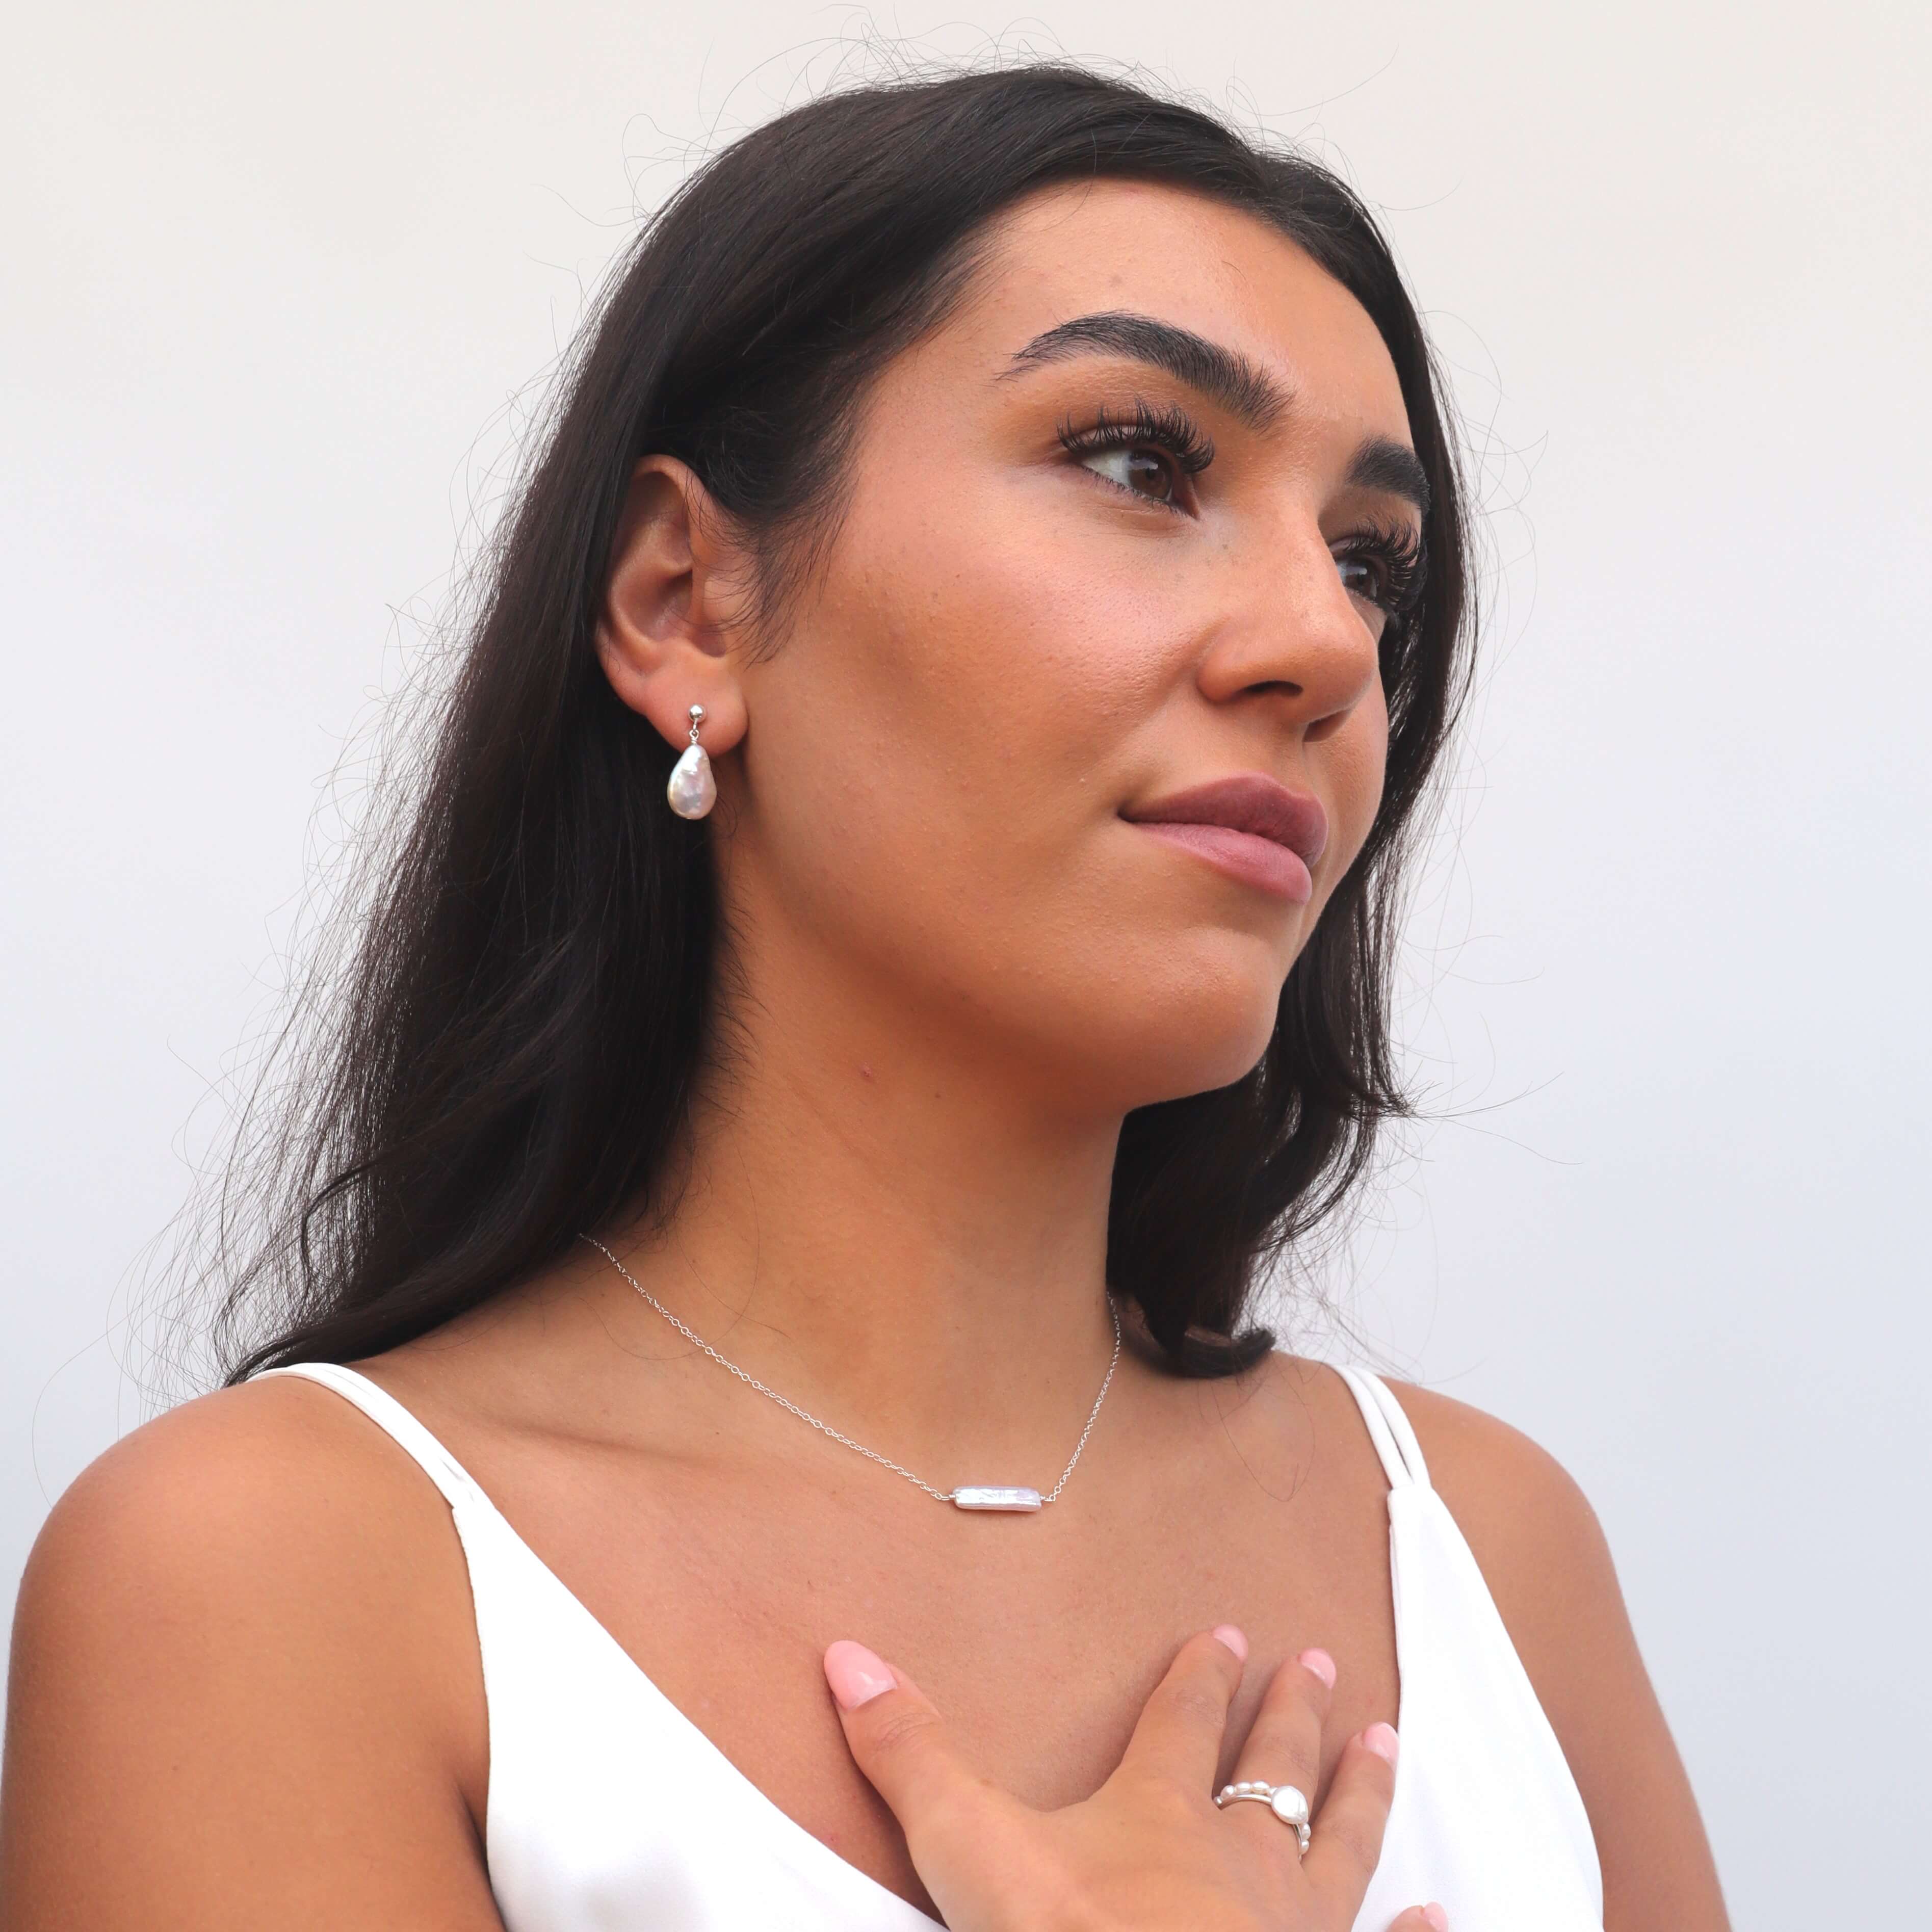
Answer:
665;704;716;819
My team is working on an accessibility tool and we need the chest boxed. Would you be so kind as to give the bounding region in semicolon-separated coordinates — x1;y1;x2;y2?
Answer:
453;1429;1400;1918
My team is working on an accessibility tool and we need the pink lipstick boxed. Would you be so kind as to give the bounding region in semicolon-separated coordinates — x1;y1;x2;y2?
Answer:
1120;773;1329;905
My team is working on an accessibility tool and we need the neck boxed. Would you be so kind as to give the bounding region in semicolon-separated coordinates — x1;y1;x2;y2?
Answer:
593;953;1132;1478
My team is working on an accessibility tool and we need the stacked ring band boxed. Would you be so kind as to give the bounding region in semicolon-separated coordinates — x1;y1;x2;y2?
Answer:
1213;1780;1312;1854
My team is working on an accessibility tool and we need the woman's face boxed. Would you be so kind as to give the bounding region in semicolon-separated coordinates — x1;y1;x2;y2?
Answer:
722;179;1423;1115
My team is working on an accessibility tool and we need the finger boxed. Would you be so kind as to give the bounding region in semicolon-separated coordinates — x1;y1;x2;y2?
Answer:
1112;1625;1248;1793
822;1640;1003;1849
1386;1908;1449;1931
1226;1646;1334;1805
1301;1722;1403;1905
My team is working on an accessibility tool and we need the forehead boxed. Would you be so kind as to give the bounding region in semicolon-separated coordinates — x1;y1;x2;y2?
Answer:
942;177;1411;438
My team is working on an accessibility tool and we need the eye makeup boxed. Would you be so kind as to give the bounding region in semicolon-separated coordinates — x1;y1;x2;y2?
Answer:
1050;390;1430;630
1330;519;1427;623
1056;398;1216;509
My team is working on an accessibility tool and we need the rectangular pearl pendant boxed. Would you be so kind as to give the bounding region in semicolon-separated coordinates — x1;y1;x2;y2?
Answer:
951;1486;1042;1512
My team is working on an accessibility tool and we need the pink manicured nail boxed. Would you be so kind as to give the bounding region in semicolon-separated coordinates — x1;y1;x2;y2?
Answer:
1297;1647;1337;1688
1362;1721;1400;1765
1422;1904;1448;1930
1212;1624;1248;1661
824;1640;896;1710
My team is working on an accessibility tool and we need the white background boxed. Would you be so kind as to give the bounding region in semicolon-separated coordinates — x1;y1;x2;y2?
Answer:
4;4;1926;1923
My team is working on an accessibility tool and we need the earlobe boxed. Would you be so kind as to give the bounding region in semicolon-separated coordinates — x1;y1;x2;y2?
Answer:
594;456;749;757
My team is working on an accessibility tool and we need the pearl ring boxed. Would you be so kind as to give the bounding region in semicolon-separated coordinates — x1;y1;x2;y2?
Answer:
1213;1780;1312;1855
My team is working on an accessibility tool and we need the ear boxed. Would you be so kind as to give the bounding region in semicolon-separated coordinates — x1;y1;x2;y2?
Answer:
595;456;753;755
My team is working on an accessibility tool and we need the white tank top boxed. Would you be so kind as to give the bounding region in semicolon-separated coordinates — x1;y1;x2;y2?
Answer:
256;1360;1603;1930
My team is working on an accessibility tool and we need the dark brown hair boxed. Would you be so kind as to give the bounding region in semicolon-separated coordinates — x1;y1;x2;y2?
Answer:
214;62;1474;1384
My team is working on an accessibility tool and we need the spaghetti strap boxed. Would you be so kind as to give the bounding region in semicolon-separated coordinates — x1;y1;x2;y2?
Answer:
1332;1363;1432;1492
253;1362;485;1514
243;1352;1598;1931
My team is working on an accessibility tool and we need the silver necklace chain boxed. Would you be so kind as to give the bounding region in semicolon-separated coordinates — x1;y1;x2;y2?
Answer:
579;1234;1122;1510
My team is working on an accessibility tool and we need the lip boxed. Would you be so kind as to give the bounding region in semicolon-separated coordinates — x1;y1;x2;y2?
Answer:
1120;773;1329;906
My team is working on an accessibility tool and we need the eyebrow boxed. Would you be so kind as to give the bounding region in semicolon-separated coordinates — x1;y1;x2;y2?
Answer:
1344;436;1432;517
1004;309;1431;515
1003;310;1289;432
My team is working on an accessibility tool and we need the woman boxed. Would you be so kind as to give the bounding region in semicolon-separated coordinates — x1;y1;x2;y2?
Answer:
0;65;1730;1931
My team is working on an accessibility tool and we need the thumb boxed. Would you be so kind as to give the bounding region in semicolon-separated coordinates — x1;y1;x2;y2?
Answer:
823;1640;1004;1851
1387;1908;1450;1930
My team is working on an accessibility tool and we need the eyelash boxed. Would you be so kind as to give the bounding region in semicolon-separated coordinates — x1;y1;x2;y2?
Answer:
1055;401;1429;623
1056;400;1216;507
1331;520;1429;623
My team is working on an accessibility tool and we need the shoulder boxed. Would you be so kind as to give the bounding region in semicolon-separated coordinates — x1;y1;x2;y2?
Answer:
1275;1361;1628;1760
15;1371;467;1661
3;1373;492;1923
1375;1375;1620;1647
1250;1356;1641;1771
1266;1356;1621;1660
1318;1369;1631;1727
1349;1370;1732;1928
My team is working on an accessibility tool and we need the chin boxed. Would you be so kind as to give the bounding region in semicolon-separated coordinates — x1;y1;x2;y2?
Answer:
1073;994;1285;1112
1147;1027;1280;1106
1033;928;1288;1101
1140;946;1290;1080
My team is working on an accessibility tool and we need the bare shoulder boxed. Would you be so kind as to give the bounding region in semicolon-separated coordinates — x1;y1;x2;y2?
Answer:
29;1369;413;1532
11;1373;473;1692
1376;1377;1619;1660
1356;1371;1731;1932
1368;1374;1648;1743
1;1376;497;1930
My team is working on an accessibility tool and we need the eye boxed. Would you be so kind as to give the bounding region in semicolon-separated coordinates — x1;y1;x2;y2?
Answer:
1056;401;1215;515
1330;523;1427;630
1078;444;1183;504
1335;555;1386;606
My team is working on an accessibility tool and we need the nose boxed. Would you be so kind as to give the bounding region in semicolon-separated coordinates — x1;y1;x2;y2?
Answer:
1194;518;1382;735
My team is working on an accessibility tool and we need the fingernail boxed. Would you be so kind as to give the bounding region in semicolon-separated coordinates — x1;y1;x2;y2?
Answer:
824;1640;895;1710
1423;1904;1448;1930
1362;1721;1400;1765
1297;1647;1336;1688
1212;1623;1248;1661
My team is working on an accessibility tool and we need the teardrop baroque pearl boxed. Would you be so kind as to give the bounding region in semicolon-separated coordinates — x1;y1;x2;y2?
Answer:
666;744;716;819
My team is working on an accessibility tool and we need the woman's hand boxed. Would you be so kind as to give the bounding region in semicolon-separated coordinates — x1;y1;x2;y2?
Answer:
823;1627;1447;1932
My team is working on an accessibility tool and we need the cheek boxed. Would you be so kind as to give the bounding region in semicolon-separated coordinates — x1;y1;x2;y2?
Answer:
798;463;1179;842
732;474;1189;1017
1320;677;1391;885
728;442;1393;1105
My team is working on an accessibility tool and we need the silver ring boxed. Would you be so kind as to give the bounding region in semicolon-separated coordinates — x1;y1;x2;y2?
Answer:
1214;1780;1311;1854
